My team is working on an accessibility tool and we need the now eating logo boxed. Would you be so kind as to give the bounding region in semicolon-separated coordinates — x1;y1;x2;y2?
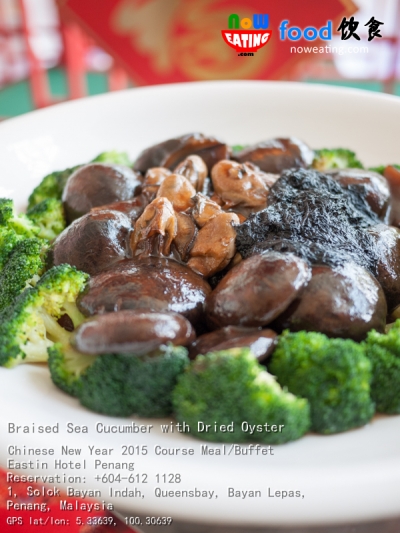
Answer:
221;13;272;53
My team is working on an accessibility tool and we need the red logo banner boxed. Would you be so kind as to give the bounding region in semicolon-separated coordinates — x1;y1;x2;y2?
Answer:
221;30;272;52
57;0;357;85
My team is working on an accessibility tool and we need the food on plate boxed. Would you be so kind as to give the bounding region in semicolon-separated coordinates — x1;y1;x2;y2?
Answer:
188;326;277;362
133;132;229;173
328;168;391;222
174;154;208;192
156;173;197;212
2;134;400;445
141;167;171;203
0;226;40;273
51;209;132;275
366;224;400;310
187;211;239;277
90;195;146;220
235;168;382;269
27;165;79;210
364;322;400;414
71;310;195;355
311;147;363;171
205;251;311;329
269;331;375;434
130;197;177;257
210;160;271;214
0;238;46;312
274;263;387;341
62;163;141;223
26;198;66;241
190;193;222;227
27;150;131;210
77;257;211;328
174;211;198;262
381;164;400;226
0;199;50;315
233;137;314;173
48;342;188;417
173;348;310;443
0;197;40;239
0;264;88;367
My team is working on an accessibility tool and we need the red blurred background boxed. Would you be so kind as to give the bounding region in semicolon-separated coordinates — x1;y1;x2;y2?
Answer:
0;0;399;117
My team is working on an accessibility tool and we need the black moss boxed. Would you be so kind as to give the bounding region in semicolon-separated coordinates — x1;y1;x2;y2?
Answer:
235;168;380;271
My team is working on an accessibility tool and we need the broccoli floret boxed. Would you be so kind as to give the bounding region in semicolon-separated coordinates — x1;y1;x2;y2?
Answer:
0;198;13;225
35;264;89;328
0;198;44;270
124;345;189;417
0;238;47;312
92;151;132;166
0;198;39;239
27;153;131;210
10;217;38;238
0;264;88;368
312;148;363;171
364;323;400;413
0;289;54;367
48;343;95;397
369;165;386;175
26;199;66;241
269;331;374;434
0;226;24;270
49;343;188;417
173;348;310;444
230;144;247;153
78;353;135;417
80;345;188;417
8;214;40;239
27;166;80;209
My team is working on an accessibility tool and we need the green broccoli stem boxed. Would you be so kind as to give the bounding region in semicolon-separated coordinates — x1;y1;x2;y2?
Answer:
19;322;53;364
22;340;53;364
24;274;41;290
66;348;96;378
62;302;86;329
39;311;71;345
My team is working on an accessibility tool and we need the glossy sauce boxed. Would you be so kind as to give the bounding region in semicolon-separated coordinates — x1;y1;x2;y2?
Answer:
77;257;212;328
72;310;195;354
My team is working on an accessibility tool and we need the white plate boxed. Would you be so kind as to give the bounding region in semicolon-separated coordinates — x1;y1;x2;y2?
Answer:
1;81;400;527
